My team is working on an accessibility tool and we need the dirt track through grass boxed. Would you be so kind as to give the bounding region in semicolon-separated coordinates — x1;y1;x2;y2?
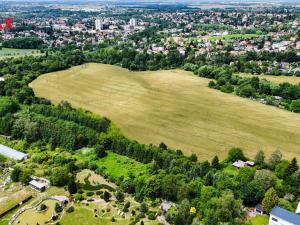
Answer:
30;63;300;160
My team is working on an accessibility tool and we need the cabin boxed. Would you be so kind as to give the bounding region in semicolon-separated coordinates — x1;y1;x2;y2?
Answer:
232;160;255;169
29;177;50;192
269;206;300;225
232;160;246;169
0;144;28;161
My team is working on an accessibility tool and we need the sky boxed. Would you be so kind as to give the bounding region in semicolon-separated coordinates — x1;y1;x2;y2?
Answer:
3;0;300;4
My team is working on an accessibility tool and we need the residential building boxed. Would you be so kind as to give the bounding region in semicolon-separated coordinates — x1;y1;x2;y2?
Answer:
129;18;137;27
95;18;103;31
269;206;300;225
29;177;50;192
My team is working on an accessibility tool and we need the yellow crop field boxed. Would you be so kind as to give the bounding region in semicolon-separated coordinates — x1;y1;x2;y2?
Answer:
30;63;300;160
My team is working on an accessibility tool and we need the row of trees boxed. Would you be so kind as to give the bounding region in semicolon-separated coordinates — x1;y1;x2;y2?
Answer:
29;102;111;133
11;111;99;149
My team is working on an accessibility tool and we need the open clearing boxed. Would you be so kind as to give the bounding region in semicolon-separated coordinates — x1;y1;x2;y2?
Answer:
30;63;300;160
12;199;58;225
208;34;259;41
250;215;269;225
0;48;41;59
238;73;300;85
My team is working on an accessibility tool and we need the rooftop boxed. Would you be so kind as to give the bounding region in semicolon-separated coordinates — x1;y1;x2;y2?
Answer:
29;180;47;190
0;144;28;161
270;206;300;225
232;160;246;168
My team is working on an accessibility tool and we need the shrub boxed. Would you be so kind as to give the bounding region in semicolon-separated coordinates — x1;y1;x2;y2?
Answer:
39;204;47;211
96;190;103;195
74;193;83;202
86;191;94;197
226;148;246;162
237;84;256;97
148;211;156;220
103;191;111;202
55;203;63;213
66;206;75;213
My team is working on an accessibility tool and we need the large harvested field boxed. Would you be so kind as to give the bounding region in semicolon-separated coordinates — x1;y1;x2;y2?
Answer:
30;63;300;160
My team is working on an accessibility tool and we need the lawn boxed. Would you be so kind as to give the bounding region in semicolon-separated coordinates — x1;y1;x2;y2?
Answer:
30;63;300;160
223;164;239;176
238;73;300;85
208;34;259;41
0;48;41;59
60;205;131;225
77;169;117;188
250;215;269;225
60;202;159;225
94;152;149;179
12;199;58;225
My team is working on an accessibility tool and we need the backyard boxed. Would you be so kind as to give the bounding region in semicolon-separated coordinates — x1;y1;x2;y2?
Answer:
12;199;59;225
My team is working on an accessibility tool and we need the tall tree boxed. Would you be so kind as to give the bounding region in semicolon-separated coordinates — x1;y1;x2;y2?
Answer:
284;158;299;178
67;176;77;194
254;150;265;167
262;188;279;213
269;150;282;170
211;156;220;169
226;148;246;162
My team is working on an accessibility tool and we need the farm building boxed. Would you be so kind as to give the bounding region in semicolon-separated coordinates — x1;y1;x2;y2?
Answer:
0;144;28;161
269;206;300;225
29;177;50;192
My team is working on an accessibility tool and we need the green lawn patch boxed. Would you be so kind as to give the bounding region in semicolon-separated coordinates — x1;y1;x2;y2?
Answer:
223;164;239;176
0;48;41;59
96;152;149;179
12;199;58;225
60;205;130;225
208;34;259;41
250;215;269;225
